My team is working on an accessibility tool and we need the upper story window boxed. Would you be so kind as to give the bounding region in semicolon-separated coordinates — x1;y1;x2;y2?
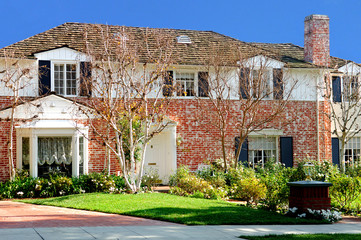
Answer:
343;75;359;101
54;63;78;96
176;72;195;97
240;68;283;100
251;69;271;99
38;60;92;97
162;71;209;98
332;74;360;103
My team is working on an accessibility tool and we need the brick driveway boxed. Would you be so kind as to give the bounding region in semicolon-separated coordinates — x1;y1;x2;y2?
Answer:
0;201;178;228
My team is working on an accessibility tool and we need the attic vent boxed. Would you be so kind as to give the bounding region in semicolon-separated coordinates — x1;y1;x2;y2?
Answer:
176;35;192;44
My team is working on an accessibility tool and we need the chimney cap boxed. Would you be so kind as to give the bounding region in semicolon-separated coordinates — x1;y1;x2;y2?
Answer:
304;14;329;21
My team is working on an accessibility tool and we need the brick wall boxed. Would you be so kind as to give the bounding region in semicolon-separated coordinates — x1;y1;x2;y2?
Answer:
304;14;330;67
0;96;333;181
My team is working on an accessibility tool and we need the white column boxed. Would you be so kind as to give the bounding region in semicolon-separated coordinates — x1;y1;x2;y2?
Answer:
83;133;89;174
169;124;177;174
16;132;22;170
72;131;79;177
29;130;37;177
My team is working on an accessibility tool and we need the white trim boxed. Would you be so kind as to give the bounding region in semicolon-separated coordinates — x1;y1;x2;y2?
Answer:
248;129;283;136
16;120;88;178
51;61;80;97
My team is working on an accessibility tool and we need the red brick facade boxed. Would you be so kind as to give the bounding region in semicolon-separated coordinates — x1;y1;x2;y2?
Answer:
304;14;330;67
0;96;333;181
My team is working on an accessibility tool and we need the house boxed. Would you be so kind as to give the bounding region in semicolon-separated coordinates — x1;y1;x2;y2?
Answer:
0;14;358;182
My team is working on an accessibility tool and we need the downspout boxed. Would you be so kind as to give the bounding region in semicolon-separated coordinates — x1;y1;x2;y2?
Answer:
316;73;320;162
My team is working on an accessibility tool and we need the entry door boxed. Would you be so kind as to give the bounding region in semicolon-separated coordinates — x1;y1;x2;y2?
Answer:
144;137;166;183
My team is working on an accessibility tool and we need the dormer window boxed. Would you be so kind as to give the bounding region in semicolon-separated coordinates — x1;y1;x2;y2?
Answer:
176;35;192;44
54;63;78;96
38;60;92;97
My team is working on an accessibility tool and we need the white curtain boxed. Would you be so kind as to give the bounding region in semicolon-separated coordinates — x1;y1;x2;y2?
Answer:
38;137;72;166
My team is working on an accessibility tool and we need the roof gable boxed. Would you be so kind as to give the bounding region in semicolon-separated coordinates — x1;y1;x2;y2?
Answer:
34;46;88;61
0;94;89;120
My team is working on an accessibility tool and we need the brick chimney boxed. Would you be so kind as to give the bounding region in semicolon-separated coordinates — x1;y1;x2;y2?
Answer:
304;14;330;67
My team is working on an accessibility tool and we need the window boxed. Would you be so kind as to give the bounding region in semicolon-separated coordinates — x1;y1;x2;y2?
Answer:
344;137;361;165
176;72;195;97
16;121;88;178
343;75;359;101
251;69;271;99
53;63;78;96
248;137;277;168
37;137;73;177
240;68;279;100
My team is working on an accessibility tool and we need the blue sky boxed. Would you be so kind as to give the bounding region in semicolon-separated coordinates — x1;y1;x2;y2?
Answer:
1;0;361;62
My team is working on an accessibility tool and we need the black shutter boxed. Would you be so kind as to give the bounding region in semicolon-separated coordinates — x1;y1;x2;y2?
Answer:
332;76;341;103
80;62;92;97
38;60;51;96
280;136;293;167
240;68;250;99
235;137;248;165
273;68;283;100
198;72;209;97
332;137;340;165
163;71;173;97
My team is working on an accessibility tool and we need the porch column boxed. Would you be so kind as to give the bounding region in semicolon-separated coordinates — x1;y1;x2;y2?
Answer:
29;130;37;177
72;131;79;177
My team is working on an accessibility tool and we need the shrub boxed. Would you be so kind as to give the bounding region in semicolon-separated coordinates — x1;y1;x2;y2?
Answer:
0;171;127;199
329;174;361;211
169;166;227;200
286;207;342;223
230;176;266;205
257;160;294;210
142;168;161;191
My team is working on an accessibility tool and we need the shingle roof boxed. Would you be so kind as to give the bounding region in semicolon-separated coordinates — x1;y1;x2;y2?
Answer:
0;22;346;68
250;42;353;69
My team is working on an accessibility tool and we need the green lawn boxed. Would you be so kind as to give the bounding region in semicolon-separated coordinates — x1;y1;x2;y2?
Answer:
19;193;325;225
240;234;361;240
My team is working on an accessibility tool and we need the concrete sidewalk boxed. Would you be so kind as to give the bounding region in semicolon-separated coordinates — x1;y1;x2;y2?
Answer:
1;201;361;239
1;224;361;240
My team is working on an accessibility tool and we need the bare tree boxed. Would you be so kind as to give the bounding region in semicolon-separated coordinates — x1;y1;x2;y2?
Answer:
0;50;34;179
195;45;297;169
79;25;174;192
324;63;361;172
194;47;235;170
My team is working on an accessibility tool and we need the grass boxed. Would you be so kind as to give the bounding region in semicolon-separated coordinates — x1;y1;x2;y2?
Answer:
240;234;361;240
19;193;325;225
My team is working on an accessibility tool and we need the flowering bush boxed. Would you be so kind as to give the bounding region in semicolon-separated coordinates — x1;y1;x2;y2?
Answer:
169;166;227;200
0;171;127;199
142;168;161;191
286;207;342;223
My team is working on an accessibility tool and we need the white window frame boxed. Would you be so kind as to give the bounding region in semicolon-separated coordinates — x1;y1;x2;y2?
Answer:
16;123;88;178
342;74;360;102
250;68;273;100
342;137;361;165
174;71;197;97
248;136;278;168
51;61;79;97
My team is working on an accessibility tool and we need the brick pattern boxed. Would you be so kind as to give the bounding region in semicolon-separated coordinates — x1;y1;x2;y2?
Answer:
289;186;331;211
304;14;330;67
0;96;333;181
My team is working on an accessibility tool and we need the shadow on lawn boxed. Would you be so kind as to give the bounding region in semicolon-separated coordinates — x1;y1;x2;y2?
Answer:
124;206;325;225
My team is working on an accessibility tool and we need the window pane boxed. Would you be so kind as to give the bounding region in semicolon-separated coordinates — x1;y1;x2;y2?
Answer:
22;137;30;171
248;137;276;168
79;137;84;175
176;72;195;96
37;137;72;177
